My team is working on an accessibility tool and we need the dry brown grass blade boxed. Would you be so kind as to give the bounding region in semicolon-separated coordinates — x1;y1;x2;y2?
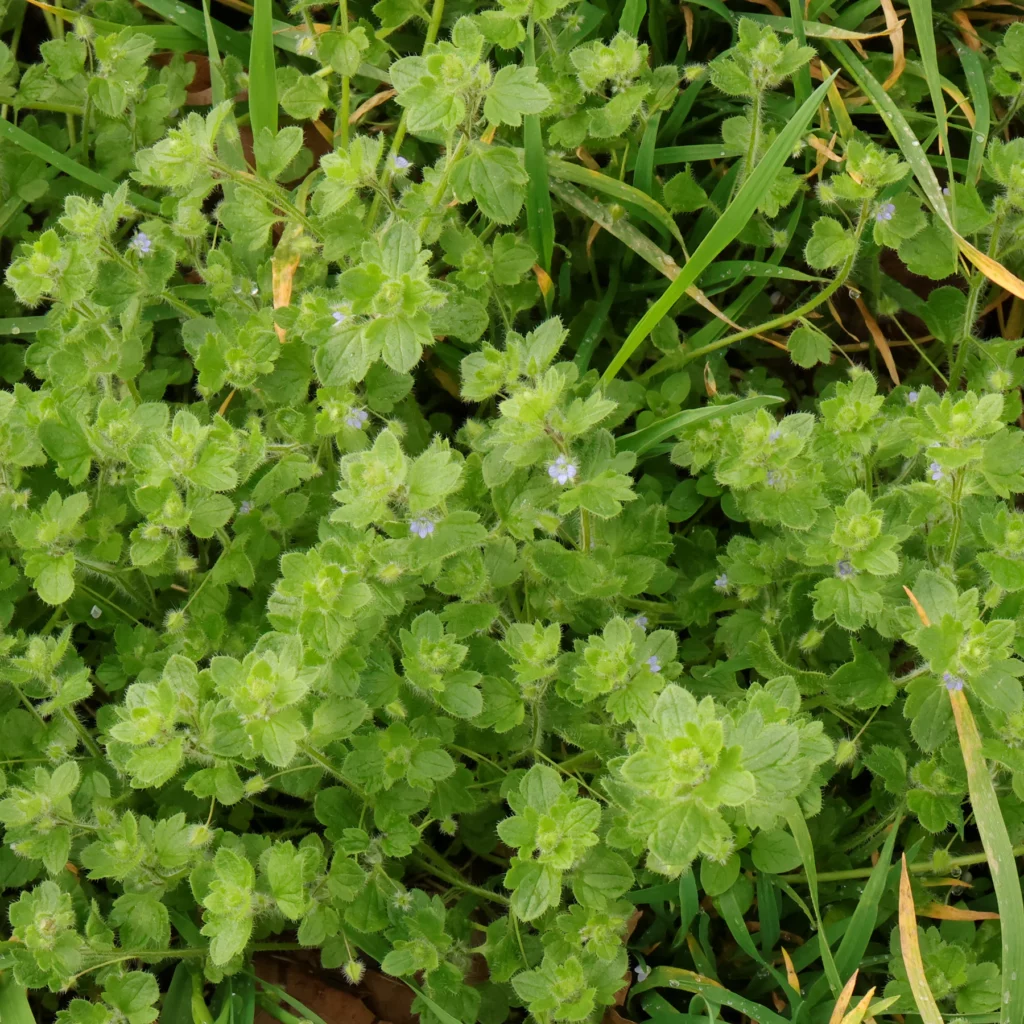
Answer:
879;0;906;91
683;4;694;48
903;586;932;627
898;855;945;1024
919;902;999;921
781;947;801;995
1006;296;1024;337
349;88;396;125
852;293;900;385
952;9;983;49
272;222;304;343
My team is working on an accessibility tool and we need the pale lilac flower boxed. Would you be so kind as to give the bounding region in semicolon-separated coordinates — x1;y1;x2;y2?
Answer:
634;615;648;630
647;655;662;674
768;429;782;442
332;311;348;328
836;559;854;579
766;470;780;488
393;155;411;171
548;454;577;486
943;671;964;692
90;605;102;620
239;501;252;515
907;390;919;404
345;408;369;429
942;186;951;196
129;231;153;256
714;573;729;591
929;461;945;482
634;965;650;982
409;518;435;539
875;202;896;223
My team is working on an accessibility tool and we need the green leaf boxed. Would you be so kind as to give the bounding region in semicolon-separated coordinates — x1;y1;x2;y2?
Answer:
804;217;855;270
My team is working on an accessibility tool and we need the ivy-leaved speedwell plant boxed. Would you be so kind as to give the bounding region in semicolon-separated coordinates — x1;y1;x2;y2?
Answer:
5;0;1024;1022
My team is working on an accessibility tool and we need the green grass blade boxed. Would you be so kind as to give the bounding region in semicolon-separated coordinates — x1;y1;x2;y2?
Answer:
616;394;783;455
806;807;903;1008
632;967;791;1024
633;111;662;199
907;0;955;213
950;689;1024;1023
523;21;554;275
249;0;279;153
952;35;989;185
619;0;646;36
648;143;743;165
0;971;35;1024
786;802;844;997
601;71;837;384
699;260;825;286
658;78;704;143
0;120;160;212
547;156;684;249
135;0;250;60
24;2;202;49
788;0;812;105
743;11;908;40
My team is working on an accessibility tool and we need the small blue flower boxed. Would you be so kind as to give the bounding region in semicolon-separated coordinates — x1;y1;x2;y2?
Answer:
875;202;896;223
634;615;648;630
646;655;661;674
90;605;102;620
929;461;945;482
239;501;252;515
942;186;951;196
634;965;650;982
714;573;729;591
409;518;435;539
129;231;153;256
768;429;782;442
345;408;369;429
393;155;411;171
907;390;919;404
766;470;780;488
836;559;854;579
333;310;348;327
548;454;577;486
943;671;964;692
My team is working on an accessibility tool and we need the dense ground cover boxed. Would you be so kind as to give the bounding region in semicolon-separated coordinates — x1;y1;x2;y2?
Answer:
3;0;1024;1020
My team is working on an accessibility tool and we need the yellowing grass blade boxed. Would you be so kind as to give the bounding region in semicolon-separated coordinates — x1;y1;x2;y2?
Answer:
919;902;999;922
899;855;944;1024
839;987;877;1024
828;971;858;1024
781;946;801;994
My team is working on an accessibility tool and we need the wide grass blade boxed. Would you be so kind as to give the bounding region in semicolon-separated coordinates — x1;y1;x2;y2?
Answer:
907;0;955;221
523;21;554;275
249;0;279;154
547;156;684;249
0;120;160;212
744;11;906;41
616;393;782;455
899;854;945;1024
25;0;201;49
786;802;843;997
949;688;1024;1023
953;36;988;185
136;0;249;60
632;967;790;1024
0;972;34;1024
600;71;838;384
